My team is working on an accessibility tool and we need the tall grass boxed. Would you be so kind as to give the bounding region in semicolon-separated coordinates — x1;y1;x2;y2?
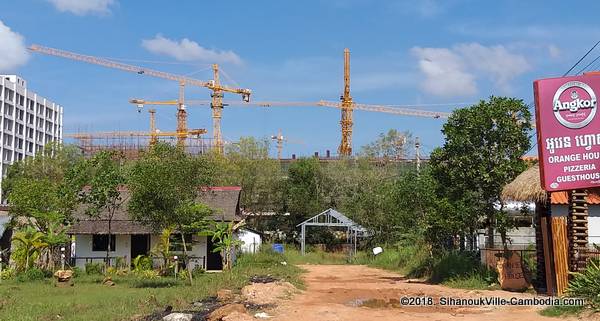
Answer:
566;258;600;309
0;249;302;321
284;246;350;265
353;243;431;277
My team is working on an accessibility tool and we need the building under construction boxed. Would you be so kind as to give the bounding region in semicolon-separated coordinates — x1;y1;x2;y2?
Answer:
67;132;215;159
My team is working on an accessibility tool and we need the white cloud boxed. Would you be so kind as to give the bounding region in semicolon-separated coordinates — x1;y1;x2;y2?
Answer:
548;44;561;59
141;35;242;65
46;0;116;15
0;20;29;72
411;47;477;97
454;43;531;92
412;43;531;97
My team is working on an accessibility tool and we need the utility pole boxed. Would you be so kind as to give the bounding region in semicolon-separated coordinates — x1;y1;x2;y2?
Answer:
415;137;421;173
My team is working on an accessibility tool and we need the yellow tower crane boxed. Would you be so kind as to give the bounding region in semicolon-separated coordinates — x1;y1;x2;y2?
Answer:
339;48;353;157
271;129;285;160
28;44;251;151
270;129;304;160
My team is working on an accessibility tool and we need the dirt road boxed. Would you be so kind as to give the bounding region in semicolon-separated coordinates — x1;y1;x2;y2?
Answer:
271;265;583;321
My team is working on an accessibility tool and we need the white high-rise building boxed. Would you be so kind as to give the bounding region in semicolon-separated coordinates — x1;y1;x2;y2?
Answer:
0;75;63;197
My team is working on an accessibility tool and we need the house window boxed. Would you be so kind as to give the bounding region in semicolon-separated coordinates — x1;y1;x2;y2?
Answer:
92;235;116;252
169;234;193;252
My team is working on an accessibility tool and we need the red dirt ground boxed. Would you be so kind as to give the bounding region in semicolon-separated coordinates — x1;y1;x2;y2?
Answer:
270;265;590;321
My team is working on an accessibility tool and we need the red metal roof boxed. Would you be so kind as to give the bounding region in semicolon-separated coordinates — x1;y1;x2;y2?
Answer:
551;189;600;204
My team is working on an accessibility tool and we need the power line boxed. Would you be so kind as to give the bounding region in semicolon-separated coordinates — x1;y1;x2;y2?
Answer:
588;58;600;73
563;40;600;76
576;53;600;75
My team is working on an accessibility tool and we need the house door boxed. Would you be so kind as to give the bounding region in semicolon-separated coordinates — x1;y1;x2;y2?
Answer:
206;236;223;270
131;234;150;260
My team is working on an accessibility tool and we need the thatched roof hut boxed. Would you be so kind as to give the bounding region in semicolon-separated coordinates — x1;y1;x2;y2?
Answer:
502;165;547;203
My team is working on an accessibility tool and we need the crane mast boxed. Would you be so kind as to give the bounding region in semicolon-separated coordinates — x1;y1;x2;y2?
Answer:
211;64;225;154
271;129;284;160
149;108;158;146
176;81;187;147
338;48;354;157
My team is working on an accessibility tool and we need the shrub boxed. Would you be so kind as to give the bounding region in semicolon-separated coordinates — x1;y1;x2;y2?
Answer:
0;268;16;280
192;266;205;278
16;268;46;282
353;242;432;277
131;277;181;288
177;269;188;281
71;267;82;278
566;258;600;309
115;256;128;269
106;266;128;276
133;255;152;272
443;270;498;289
237;248;286;267
85;262;104;275
134;269;159;280
430;251;481;283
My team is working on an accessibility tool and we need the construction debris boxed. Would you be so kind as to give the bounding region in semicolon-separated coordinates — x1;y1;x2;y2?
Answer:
207;304;247;321
241;281;296;305
162;313;192;321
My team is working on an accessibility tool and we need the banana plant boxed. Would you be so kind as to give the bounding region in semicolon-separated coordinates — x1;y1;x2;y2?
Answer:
209;222;243;270
12;227;48;271
151;227;173;270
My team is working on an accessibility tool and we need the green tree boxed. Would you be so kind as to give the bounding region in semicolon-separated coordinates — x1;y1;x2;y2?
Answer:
5;143;86;228
128;143;212;284
80;151;127;266
283;158;328;240
222;137;284;213
429;96;532;248
5;143;86;269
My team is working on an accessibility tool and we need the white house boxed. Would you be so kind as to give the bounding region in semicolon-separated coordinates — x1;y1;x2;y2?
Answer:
68;186;243;271
237;228;262;254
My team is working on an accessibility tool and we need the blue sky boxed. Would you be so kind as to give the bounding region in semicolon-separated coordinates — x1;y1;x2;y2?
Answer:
0;0;598;158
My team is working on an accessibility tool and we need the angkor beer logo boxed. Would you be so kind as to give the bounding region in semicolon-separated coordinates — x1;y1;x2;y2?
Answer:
553;81;597;129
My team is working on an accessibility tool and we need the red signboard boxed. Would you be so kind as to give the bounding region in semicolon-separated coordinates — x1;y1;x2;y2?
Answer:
534;74;600;191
